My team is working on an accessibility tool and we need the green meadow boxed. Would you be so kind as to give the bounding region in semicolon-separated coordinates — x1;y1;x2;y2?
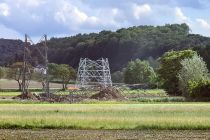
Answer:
0;103;209;129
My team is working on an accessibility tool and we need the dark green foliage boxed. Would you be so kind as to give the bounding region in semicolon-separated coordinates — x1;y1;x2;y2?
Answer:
158;50;196;95
0;39;24;66
124;59;156;84
195;43;210;70
46;24;210;72
48;23;199;72
111;70;124;83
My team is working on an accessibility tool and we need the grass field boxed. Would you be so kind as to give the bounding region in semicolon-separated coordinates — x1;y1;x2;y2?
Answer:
0;103;210;129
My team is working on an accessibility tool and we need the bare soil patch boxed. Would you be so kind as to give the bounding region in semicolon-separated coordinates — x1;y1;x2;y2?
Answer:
0;129;209;140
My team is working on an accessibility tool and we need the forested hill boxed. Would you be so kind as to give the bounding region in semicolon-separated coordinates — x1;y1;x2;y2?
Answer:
47;23;210;71
1;23;210;71
0;39;24;66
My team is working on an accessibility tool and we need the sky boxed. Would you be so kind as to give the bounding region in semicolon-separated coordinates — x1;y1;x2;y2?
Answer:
0;0;210;42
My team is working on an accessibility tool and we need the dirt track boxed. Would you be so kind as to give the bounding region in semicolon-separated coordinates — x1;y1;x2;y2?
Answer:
0;129;209;140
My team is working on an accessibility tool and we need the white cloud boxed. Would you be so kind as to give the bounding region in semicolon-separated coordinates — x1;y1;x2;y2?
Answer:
16;0;45;8
133;4;151;20
111;8;119;16
25;0;44;7
0;3;10;16
174;7;193;28
196;18;210;29
175;7;187;22
54;2;99;28
31;14;42;22
0;0;210;38
0;24;22;39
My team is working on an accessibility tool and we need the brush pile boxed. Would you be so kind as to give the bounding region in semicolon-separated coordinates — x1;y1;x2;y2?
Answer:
90;87;124;100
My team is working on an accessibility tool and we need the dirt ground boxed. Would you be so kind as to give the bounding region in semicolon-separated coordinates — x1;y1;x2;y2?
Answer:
0;129;209;140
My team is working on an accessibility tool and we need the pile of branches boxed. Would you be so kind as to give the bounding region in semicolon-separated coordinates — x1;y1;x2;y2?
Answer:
90;87;125;100
13;92;89;103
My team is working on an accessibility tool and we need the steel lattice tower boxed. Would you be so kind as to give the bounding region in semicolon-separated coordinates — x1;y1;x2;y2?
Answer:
76;58;112;88
21;34;49;95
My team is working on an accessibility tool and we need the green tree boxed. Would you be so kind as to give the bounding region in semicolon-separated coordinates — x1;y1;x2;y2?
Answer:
178;55;209;97
48;63;76;90
7;62;24;91
158;50;196;95
124;59;156;84
57;64;76;90
6;62;33;91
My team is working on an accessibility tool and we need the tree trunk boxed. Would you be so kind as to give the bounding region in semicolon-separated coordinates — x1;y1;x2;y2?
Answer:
17;80;22;91
62;77;67;90
64;83;67;89
62;79;65;90
42;81;45;90
62;83;65;90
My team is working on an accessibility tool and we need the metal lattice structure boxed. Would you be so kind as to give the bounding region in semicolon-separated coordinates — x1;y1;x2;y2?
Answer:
76;58;112;88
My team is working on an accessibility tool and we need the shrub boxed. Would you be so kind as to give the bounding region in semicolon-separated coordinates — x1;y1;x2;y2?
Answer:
188;80;210;100
158;50;196;95
178;55;209;98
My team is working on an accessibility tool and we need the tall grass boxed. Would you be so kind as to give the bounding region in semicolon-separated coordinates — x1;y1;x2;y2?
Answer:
122;89;167;96
131;97;185;102
0;104;209;129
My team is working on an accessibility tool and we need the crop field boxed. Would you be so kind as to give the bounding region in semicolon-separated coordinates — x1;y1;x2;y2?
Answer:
0;80;209;139
0;103;210;130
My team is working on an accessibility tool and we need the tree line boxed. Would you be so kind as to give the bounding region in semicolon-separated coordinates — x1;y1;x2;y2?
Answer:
1;23;210;72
